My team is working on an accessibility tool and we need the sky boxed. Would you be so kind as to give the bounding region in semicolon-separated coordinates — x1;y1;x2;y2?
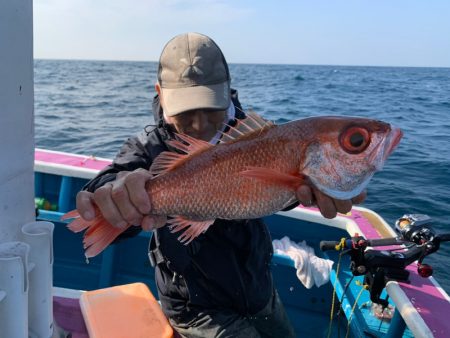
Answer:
33;0;450;67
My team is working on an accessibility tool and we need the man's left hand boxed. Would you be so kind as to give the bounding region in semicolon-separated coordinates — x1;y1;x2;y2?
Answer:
296;185;367;219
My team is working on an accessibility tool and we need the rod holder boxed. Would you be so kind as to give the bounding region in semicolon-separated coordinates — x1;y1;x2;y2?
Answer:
22;221;55;338
0;241;30;338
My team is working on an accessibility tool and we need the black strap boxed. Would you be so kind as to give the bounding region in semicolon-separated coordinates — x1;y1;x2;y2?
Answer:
148;231;165;267
147;227;194;273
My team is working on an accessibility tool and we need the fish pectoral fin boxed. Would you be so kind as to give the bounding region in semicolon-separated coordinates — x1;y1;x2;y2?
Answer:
239;166;305;189
167;216;215;245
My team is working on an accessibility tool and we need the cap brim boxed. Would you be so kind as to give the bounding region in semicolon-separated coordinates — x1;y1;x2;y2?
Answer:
161;81;230;117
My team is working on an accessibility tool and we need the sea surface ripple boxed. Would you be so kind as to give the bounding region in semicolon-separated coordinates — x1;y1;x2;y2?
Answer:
35;60;450;293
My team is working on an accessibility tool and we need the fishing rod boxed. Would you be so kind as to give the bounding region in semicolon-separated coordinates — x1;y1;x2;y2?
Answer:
320;214;450;307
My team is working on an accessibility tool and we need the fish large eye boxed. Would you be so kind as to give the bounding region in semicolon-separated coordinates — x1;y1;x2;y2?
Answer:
340;126;370;154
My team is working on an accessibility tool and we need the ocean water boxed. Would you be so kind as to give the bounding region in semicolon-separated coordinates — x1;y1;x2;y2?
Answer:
34;59;450;293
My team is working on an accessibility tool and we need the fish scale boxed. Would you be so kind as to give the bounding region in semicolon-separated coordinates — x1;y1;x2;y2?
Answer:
149;133;299;220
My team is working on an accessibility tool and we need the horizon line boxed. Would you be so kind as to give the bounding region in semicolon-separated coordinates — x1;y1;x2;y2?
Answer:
34;57;450;70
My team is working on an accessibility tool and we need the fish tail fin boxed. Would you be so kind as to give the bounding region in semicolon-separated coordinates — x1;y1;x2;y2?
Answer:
62;209;92;233
62;209;131;258
61;209;81;220
84;222;132;258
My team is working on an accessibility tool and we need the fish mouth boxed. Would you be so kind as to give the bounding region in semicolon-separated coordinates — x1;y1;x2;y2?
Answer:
384;127;403;160
368;126;403;170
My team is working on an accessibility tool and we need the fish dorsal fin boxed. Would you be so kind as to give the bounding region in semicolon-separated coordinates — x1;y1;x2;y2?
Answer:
168;133;213;154
219;110;275;144
149;133;213;176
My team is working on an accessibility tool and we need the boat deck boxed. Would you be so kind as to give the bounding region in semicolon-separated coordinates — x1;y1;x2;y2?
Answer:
35;148;450;337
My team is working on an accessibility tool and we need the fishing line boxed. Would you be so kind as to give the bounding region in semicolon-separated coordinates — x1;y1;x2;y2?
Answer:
337;275;354;338
345;280;369;338
326;238;346;338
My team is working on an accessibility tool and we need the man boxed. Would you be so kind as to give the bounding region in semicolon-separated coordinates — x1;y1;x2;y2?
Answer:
76;32;365;337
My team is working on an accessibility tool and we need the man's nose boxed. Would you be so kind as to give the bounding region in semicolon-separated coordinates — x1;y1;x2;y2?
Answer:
191;111;208;130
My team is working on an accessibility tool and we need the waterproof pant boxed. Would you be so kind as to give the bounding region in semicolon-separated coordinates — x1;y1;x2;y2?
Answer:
170;289;296;338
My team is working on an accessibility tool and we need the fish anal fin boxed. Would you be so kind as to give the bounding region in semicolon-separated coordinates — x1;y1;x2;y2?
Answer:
168;216;215;244
150;133;213;176
219;110;275;144
239;166;305;189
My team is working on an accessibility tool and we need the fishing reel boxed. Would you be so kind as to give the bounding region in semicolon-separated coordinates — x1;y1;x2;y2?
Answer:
395;214;435;244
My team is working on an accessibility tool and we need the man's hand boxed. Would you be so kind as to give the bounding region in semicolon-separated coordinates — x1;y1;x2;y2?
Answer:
76;168;160;230
296;185;366;219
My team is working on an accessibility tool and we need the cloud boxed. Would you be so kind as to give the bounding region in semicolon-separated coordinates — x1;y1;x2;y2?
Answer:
34;0;253;60
33;0;450;66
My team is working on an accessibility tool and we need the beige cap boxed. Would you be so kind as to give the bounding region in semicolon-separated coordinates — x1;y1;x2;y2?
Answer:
157;32;231;116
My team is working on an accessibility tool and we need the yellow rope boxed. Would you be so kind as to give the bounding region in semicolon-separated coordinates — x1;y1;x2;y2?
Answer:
335;237;346;251
344;281;369;338
326;238;346;338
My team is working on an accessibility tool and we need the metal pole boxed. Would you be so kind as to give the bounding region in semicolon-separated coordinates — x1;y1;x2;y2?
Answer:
0;0;35;242
0;2;37;337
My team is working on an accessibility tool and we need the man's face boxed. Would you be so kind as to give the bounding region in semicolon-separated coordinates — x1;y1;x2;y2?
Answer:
165;109;226;141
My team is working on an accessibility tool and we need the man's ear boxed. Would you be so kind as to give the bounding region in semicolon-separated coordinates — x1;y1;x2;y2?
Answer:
155;83;165;110
155;83;162;95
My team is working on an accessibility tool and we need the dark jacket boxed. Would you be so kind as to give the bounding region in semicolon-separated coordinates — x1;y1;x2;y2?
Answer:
84;90;274;321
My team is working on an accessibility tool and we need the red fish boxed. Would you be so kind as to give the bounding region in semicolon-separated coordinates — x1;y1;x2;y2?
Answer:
63;112;402;257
